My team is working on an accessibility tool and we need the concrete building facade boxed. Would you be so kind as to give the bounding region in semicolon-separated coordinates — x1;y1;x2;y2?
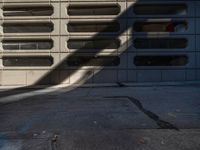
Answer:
0;0;199;86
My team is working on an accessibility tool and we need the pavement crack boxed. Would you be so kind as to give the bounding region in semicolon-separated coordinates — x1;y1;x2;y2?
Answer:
105;96;179;131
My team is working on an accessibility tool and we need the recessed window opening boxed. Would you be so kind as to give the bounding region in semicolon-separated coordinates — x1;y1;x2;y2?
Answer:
68;22;120;32
3;5;53;16
3;56;53;66
134;21;187;32
134;38;187;49
68;4;120;16
133;4;187;15
3;22;53;33
68;38;120;49
2;39;53;50
134;55;188;66
67;56;120;66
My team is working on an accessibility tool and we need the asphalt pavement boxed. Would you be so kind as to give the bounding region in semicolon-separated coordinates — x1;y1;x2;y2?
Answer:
0;85;200;150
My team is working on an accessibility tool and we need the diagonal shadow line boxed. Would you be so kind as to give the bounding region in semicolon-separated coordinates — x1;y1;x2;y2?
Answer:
0;36;132;104
0;4;134;99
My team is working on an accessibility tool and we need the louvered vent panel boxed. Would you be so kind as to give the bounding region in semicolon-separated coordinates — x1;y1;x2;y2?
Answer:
0;2;59;86
0;0;199;86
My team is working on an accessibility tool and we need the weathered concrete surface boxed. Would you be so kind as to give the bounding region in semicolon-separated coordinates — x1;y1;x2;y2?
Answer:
1;129;200;150
0;85;200;149
59;129;200;150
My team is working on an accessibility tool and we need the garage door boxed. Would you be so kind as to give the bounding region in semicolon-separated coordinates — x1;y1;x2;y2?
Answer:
0;0;199;86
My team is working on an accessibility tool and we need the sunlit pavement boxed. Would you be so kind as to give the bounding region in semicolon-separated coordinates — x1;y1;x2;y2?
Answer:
0;85;200;150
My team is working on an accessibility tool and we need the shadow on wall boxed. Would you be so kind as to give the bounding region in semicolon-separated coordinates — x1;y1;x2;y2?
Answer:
0;0;189;100
0;2;136;100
